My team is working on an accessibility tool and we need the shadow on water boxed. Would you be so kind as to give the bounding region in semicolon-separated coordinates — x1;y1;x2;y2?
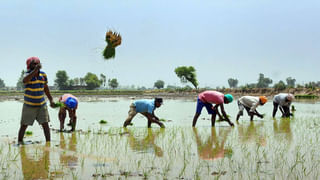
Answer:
237;121;267;146
193;127;233;160
125;128;164;157
273;117;292;147
20;142;50;179
59;132;78;169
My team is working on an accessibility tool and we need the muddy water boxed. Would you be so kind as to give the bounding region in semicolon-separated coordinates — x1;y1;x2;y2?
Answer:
0;98;320;179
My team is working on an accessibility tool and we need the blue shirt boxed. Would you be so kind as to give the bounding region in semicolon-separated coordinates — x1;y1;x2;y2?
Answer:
23;70;47;107
134;99;155;114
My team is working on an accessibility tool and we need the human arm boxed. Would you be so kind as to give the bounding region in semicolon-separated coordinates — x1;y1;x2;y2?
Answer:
22;64;41;83
44;84;55;108
219;104;229;120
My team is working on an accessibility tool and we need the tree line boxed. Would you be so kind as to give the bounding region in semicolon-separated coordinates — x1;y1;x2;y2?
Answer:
1;66;319;91
15;70;119;90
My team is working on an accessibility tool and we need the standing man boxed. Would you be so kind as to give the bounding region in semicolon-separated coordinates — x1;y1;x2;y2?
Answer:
192;90;234;127
236;96;268;121
123;98;165;128
58;94;78;132
272;93;294;118
18;57;55;143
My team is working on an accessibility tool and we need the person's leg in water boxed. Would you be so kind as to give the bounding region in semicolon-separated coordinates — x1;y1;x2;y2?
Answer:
59;108;67;131
282;106;290;117
69;109;77;131
272;102;279;118
193;98;204;127
18;125;28;143
41;122;51;141
123;103;137;127
211;111;217;127
236;101;244;121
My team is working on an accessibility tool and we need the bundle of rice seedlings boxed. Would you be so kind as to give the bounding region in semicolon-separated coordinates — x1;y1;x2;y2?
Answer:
54;102;65;108
103;30;122;59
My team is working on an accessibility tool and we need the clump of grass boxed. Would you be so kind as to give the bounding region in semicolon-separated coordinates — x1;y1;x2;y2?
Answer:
25;131;33;135
99;120;108;124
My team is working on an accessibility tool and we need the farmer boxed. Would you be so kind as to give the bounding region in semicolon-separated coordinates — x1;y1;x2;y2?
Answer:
192;90;234;127
272;93;294;118
58;94;78;132
236;96;268;121
123;98;165;128
18;57;55;143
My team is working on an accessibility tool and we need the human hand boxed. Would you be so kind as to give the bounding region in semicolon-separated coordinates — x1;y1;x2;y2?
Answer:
49;100;55;108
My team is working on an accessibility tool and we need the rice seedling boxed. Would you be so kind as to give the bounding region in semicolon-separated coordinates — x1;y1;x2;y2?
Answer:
102;30;122;60
25;131;33;135
99;120;107;124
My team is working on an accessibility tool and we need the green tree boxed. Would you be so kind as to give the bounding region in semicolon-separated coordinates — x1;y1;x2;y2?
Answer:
55;70;69;90
286;77;296;88
100;74;107;87
0;78;5;89
68;79;75;87
274;80;286;91
174;66;198;89
108;78;119;89
228;78;238;88
16;70;25;90
84;72;101;90
256;73;273;88
154;80;165;89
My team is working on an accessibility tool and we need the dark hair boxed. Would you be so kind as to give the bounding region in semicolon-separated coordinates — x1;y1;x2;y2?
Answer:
155;98;163;104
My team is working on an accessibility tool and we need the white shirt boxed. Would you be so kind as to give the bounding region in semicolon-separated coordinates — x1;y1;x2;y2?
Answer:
273;93;291;106
238;96;260;112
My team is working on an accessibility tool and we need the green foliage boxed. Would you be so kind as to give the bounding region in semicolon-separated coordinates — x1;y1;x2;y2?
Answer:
108;78;119;89
16;70;25;90
103;46;116;59
154;80;165;89
0;78;5;89
53;102;65;108
227;78;238;88
99;120;108;124
295;94;318;99
25;131;33;135
256;73;272;88
274;80;287;91
286;77;296;88
55;70;69;90
84;72;101;90
174;66;198;89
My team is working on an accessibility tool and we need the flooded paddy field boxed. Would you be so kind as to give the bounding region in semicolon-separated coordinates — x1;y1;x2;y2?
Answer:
0;97;320;179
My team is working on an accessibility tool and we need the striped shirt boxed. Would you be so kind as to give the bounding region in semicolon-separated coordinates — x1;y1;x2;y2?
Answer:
23;70;48;107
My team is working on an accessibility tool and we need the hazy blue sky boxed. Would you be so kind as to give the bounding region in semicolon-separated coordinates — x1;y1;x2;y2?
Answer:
1;0;320;88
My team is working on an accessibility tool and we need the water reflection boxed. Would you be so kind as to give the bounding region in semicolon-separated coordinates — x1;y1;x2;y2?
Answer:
193;127;232;160
59;132;78;169
273;118;292;144
125;128;164;157
237;121;266;146
20;142;50;179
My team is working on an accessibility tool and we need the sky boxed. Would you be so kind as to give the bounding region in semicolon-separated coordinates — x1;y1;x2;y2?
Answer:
1;0;320;88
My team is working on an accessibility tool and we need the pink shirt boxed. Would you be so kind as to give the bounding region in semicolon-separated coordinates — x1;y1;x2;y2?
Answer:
60;94;78;103
198;91;224;104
